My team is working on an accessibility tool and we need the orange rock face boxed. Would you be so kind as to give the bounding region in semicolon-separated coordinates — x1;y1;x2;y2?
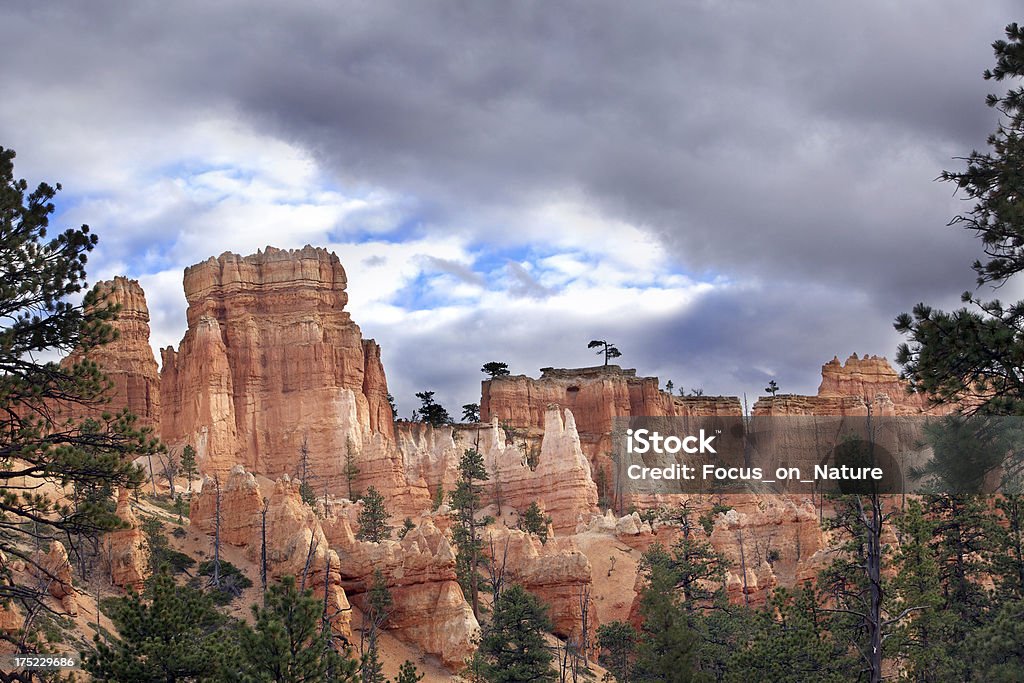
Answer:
484;527;594;641
29;541;78;615
481;365;742;461
60;277;161;430
396;408;599;533
160;246;395;487
326;512;479;667
753;354;944;416
102;489;149;591
190;469;353;640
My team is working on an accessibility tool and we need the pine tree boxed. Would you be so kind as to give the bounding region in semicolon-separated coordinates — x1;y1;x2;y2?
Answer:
393;660;424;683
895;24;1024;414
462;403;480;422
632;551;702;683
84;571;234;681
360;570;392;683
993;493;1024;598
481;361;511;378
966;597;1024;681
181;444;197;494
596;620;638;683
356;487;390;542
415;391;452;426
724;588;848;683
890;499;958;681
450;448;491;618
587;340;621;366
0;146;155;633
239;575;358;683
479;585;556;683
518;502;550;544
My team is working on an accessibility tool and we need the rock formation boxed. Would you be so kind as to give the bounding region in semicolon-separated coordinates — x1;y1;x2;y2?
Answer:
28;541;77;615
60;276;161;430
102;489;149;591
483;527;594;640
480;365;742;464
396;408;598;533
753;354;944;416
160;247;397;493
321;510;479;667
190;469;353;639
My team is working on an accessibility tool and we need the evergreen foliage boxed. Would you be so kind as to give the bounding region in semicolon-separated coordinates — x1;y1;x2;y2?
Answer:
239;575;358;683
356;486;390;542
896;24;1024;414
479;585;556;683
84;571;233;681
481;362;511;378
0;145;155;635
450;448;491;618
415;391;452;426
517;501;550;544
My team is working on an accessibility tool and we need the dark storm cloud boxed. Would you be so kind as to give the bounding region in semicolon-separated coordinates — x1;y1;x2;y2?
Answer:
0;1;1017;409
1;2;1012;293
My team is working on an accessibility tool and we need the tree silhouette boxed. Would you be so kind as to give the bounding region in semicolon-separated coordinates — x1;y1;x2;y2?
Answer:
588;339;622;366
765;379;779;396
482;361;511;378
415;391;452;426
462;403;480;422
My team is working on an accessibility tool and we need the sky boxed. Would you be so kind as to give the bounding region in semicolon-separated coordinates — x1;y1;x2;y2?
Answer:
0;1;1018;417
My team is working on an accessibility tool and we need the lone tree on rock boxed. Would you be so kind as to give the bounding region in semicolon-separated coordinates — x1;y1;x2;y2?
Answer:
482;361;511;378
462;402;480;422
765;379;779;396
589;339;622;366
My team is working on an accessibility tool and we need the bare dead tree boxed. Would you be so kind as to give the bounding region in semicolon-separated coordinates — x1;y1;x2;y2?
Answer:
578;584;592;665
156;449;179;498
736;528;749;607
300;532;319;593
486;533;510;601
322;552;332;625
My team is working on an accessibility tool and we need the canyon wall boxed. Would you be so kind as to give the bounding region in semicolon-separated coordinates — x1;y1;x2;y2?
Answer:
480;365;742;463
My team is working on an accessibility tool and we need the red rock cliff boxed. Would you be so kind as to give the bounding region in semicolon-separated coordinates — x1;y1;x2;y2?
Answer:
160;246;394;482
480;365;741;462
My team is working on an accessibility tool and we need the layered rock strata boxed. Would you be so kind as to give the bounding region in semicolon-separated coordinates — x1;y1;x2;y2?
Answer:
60;277;161;430
319;509;479;667
753;354;946;416
160;247;396;491
483;527;594;640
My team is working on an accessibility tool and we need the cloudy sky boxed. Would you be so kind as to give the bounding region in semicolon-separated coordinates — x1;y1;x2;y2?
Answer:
1;2;1018;416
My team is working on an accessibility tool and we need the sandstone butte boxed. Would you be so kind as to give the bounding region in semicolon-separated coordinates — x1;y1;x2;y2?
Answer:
37;245;949;671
